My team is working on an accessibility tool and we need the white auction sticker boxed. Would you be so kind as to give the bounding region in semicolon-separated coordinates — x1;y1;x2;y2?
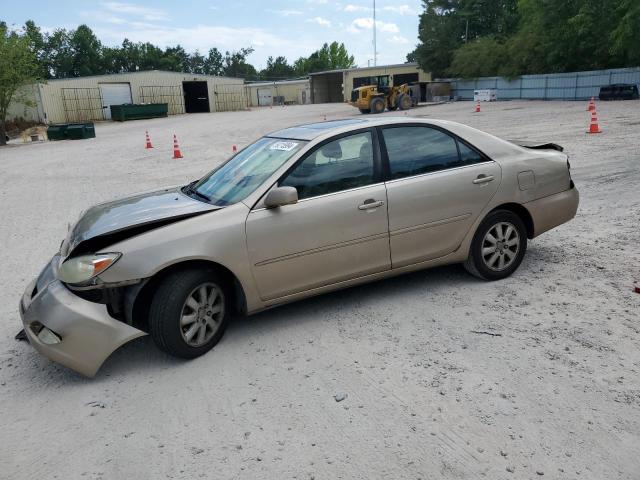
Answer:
270;141;298;151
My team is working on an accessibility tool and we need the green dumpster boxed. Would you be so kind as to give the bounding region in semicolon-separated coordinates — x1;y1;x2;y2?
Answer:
47;122;95;140
47;124;68;140
110;103;168;121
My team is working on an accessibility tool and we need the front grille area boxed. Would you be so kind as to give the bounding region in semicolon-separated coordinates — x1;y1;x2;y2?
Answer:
351;90;359;102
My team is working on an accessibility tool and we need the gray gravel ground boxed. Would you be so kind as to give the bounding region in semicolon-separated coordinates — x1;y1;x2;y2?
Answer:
1;100;639;479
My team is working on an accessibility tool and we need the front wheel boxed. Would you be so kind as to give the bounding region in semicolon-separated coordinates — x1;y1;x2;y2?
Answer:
149;269;229;358
464;210;527;281
370;97;385;114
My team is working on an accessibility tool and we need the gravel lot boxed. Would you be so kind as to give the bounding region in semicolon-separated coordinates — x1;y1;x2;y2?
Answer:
1;100;639;479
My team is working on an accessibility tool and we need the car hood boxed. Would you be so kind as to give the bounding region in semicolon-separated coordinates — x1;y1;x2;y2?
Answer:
61;187;219;257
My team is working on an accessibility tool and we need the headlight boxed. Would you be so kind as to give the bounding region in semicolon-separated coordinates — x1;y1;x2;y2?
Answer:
57;253;121;285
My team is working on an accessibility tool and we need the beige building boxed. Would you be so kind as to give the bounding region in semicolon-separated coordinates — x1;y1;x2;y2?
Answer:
8;70;247;124
245;79;310;107
309;62;431;103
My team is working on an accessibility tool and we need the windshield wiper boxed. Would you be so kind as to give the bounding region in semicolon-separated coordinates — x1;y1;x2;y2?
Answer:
183;181;211;202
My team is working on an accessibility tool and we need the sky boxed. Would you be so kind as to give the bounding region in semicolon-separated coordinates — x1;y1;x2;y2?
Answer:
3;0;423;70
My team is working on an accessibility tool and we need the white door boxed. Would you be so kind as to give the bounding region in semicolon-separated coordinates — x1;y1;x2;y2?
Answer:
99;83;132;119
257;88;273;106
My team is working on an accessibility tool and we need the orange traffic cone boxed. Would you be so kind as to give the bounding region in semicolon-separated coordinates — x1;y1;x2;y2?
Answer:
587;108;601;134
474;101;481;113
145;130;153;149
172;134;183;158
587;96;595;111
232;144;237;153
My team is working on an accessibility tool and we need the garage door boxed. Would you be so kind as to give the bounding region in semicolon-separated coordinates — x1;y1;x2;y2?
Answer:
99;83;132;120
257;88;273;106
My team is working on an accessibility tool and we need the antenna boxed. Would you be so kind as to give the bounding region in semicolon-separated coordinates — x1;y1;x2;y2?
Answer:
373;0;377;66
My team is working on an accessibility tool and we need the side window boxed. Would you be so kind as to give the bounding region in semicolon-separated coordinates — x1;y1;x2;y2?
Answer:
280;132;374;200
382;126;460;179
457;141;485;167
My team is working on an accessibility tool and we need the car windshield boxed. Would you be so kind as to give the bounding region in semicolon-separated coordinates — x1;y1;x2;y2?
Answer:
191;137;307;206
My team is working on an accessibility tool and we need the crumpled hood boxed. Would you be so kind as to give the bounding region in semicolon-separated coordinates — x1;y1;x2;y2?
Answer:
61;187;219;257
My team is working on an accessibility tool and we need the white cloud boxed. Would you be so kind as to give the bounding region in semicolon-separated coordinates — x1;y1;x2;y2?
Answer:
344;4;370;12
307;0;328;4
388;35;409;44
383;5;418;15
80;11;127;25
271;9;304;16
347;17;399;34
308;16;332;27
101;2;169;21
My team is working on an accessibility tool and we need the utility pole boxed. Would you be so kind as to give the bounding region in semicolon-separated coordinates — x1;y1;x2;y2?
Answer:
373;0;377;66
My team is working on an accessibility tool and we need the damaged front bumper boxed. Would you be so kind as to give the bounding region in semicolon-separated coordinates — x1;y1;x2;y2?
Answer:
19;255;147;377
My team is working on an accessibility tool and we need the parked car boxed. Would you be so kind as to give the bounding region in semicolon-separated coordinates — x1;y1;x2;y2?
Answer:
599;84;640;101
19;117;579;376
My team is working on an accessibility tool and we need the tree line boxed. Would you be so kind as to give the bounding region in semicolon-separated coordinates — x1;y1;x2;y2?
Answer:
18;20;354;81
410;0;640;78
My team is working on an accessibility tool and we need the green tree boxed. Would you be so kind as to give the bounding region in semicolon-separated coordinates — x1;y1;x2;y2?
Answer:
223;47;257;79
610;0;640;66
260;56;295;79
447;37;509;77
410;1;463;77
0;24;40;145
68;25;103;76
203;48;224;75
294;42;355;75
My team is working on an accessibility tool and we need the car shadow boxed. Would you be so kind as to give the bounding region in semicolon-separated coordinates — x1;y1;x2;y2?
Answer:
16;243;554;383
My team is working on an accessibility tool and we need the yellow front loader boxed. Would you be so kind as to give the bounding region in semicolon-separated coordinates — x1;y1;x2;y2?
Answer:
349;83;415;114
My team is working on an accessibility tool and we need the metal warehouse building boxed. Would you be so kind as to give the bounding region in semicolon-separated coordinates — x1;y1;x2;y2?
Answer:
309;62;431;103
9;70;247;124
245;79;311;107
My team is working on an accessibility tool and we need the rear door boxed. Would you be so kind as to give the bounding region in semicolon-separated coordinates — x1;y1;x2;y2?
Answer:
380;125;501;268
99;83;132;120
245;130;390;300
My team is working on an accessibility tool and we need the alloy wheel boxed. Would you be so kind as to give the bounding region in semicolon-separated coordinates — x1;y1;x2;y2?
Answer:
179;283;225;347
481;222;520;271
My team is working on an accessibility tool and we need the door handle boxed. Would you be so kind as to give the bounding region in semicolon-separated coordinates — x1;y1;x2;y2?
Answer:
358;199;385;210
473;174;495;185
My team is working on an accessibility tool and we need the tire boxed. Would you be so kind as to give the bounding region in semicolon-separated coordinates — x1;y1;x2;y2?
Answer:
397;93;412;111
149;268;229;358
464;210;528;281
370;97;385;114
359;108;371;114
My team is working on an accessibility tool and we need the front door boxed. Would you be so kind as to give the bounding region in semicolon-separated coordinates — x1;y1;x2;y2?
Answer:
246;130;390;300
381;125;501;268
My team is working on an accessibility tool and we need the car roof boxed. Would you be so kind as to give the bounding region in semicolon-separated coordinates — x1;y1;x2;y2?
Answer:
267;117;419;141
265;116;534;164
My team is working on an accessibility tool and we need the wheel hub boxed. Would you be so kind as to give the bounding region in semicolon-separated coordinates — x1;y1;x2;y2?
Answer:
179;283;225;347
481;222;520;272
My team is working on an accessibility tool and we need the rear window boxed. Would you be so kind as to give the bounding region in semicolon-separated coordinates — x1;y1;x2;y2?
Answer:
382;127;459;179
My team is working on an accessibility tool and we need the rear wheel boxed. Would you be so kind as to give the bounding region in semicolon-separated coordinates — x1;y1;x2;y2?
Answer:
370;97;385;114
358;108;371;114
464;210;527;281
149;269;229;358
397;93;412;111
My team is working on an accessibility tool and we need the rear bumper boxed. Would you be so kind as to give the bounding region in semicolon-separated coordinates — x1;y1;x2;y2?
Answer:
19;257;146;377
525;183;579;237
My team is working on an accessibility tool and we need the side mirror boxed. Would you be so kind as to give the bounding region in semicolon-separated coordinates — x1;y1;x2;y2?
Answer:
264;186;298;208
